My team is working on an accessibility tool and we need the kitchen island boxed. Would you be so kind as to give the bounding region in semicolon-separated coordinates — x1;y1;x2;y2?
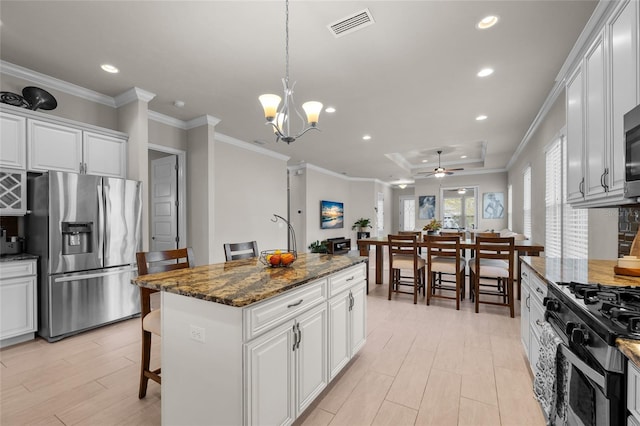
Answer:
133;252;368;426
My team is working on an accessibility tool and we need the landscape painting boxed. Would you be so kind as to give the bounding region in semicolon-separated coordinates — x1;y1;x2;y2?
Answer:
321;200;344;229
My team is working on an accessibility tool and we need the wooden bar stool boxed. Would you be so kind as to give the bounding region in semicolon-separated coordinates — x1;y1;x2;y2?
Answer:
469;236;515;317
223;241;259;261
388;234;425;304
424;234;466;310
135;247;195;398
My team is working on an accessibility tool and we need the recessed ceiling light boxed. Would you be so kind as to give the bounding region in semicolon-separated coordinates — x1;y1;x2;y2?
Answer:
362;135;372;140
173;100;185;108
398;184;407;189
477;68;494;77
476;115;488;121
477;15;499;30
461;155;467;159
101;64;119;74
325;107;336;113
422;159;428;163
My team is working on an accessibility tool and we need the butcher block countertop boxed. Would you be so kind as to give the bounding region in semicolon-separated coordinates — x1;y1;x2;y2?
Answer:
132;252;367;307
522;257;640;287
522;257;640;367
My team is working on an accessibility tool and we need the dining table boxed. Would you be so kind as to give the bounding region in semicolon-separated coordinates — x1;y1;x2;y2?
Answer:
357;235;544;299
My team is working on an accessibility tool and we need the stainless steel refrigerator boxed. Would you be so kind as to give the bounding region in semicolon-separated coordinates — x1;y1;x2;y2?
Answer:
27;171;142;341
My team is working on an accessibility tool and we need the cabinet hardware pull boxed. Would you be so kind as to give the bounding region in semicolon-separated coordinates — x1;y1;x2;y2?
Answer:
535;287;544;295
600;170;607;190
526;295;530;309
579;178;584;197
346;276;354;281
287;299;303;308
604;168;609;192
292;324;298;351
536;319;544;327
296;323;301;349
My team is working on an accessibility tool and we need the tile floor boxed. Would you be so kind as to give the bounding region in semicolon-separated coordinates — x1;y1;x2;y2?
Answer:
0;260;545;425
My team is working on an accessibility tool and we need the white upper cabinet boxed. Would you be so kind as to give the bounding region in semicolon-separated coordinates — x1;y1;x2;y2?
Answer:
28;119;83;173
0;112;26;170
584;32;607;200
1;106;128;179
609;0;639;194
567;0;639;207
83;132;126;178
566;66;585;203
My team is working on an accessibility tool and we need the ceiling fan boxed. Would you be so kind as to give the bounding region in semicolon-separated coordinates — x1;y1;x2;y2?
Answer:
417;150;464;177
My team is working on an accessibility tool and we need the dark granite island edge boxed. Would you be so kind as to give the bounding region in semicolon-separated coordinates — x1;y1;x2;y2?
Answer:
132;252;367;307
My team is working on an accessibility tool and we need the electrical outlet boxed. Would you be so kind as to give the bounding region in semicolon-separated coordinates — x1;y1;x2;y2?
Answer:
190;325;205;343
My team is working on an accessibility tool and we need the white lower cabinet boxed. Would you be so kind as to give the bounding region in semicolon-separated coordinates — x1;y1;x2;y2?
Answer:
520;262;547;374
0;260;37;347
245;302;327;426
328;280;366;379
628;360;640;425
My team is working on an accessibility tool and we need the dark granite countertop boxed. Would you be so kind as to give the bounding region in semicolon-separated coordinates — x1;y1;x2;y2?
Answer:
521;257;640;367
0;253;38;262
521;257;640;287
132;252;368;307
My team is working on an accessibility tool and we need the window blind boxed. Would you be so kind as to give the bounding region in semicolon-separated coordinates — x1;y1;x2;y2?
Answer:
545;140;562;257
562;136;588;258
523;166;532;239
508;184;513;231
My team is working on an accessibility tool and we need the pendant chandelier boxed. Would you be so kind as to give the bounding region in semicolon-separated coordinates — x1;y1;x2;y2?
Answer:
259;0;323;144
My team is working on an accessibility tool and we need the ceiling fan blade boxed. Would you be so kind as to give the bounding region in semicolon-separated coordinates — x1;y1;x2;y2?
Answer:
447;168;464;172
445;171;454;175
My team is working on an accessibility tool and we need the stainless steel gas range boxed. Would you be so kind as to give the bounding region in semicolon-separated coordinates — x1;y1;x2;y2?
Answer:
544;280;639;425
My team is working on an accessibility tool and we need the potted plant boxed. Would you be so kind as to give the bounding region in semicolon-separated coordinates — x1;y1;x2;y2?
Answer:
352;218;372;239
423;218;442;235
308;240;328;253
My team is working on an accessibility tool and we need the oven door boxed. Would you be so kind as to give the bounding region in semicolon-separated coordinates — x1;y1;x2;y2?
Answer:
559;342;624;426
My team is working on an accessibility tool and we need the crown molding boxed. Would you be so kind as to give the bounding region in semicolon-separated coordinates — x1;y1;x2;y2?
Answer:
0;60;116;107
114;87;156;107
148;110;188;129
186;115;221;129
216;133;289;162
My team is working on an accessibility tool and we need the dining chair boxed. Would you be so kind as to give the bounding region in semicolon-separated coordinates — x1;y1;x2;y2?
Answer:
135;247;195;398
224;241;259;261
387;234;425;304
424;234;466;310
469;236;515;317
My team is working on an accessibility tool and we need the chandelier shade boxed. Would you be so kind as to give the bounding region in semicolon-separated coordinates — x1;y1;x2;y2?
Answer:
259;0;322;144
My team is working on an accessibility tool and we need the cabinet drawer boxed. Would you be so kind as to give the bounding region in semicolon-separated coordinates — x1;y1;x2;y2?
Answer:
243;279;326;341
328;264;366;298
530;273;547;305
0;260;36;279
530;296;546;338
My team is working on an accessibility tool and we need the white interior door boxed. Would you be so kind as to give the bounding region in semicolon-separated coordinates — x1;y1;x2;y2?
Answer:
150;155;178;252
399;197;415;231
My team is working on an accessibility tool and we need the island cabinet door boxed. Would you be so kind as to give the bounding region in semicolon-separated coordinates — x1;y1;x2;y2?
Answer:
349;281;367;356
295;303;328;416
245;321;295;426
328;291;350;380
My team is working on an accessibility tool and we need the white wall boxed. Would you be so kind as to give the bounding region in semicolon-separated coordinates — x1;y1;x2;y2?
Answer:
149;120;187;151
305;167;351;247
413;172;508;232
213;140;287;263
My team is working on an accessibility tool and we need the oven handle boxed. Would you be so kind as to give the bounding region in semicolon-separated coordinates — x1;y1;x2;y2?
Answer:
559;343;605;389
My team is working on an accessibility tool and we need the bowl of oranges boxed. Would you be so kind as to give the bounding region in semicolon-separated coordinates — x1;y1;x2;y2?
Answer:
259;250;297;268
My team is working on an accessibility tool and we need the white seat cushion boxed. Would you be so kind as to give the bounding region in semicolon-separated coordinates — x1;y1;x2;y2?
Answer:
392;254;425;270
143;308;161;336
469;258;510;278
430;256;466;274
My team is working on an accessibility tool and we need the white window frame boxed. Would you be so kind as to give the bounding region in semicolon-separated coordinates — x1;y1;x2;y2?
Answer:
523;165;532;239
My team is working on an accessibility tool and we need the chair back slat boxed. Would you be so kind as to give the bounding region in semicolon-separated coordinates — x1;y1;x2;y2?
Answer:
136;247;195;276
425;234;461;259
388;234;419;256
474;236;514;261
224;241;259;261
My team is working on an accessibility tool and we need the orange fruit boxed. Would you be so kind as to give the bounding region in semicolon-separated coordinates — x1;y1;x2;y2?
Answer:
270;254;281;266
281;253;295;265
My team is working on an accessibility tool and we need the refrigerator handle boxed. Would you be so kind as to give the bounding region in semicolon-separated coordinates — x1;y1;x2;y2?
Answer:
97;182;105;264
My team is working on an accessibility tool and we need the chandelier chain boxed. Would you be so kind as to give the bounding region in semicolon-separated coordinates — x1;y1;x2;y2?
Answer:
285;0;290;88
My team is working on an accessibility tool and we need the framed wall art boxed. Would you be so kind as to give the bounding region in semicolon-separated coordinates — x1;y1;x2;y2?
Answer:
483;192;505;219
418;195;436;220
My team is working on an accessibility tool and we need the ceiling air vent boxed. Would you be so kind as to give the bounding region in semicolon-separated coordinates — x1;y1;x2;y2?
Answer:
328;9;375;38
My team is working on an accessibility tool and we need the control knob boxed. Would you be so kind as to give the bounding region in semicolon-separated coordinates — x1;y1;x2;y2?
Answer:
570;326;589;346
544;297;560;312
